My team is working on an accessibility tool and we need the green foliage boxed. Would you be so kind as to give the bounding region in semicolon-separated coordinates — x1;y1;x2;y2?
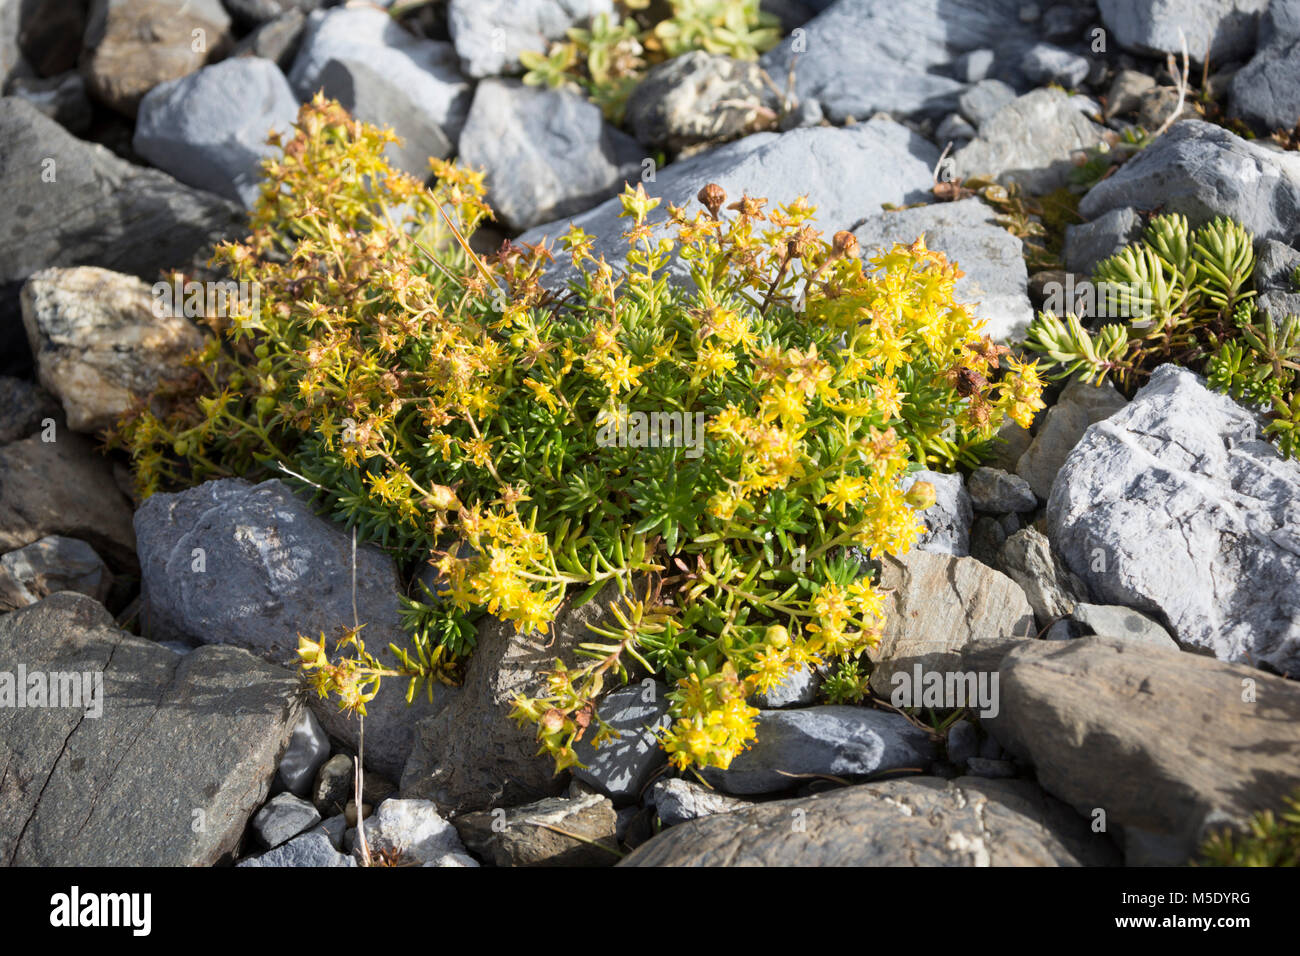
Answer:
521;0;780;122
820;657;870;704
1025;213;1300;458
114;100;1043;775
1198;790;1300;866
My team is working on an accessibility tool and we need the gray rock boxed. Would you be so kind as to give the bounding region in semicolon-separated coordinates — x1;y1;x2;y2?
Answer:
252;792;321;848
276;710;330;796
0;377;57;444
134;58;299;207
1063;206;1144;277
289;6;471;174
968;466;1038;513
458;79;643;232
222;0;321;29
955;48;997;83
622;775;1120;866
1254;237;1300;320
852;198;1033;342
447;0;614;79
0;592;305;865
519;118;939;289
954;88;1109;194
399;580;627;815
1070;603;1180;650
647;778;751;826
237;830;355;867
1229;0;1300;130
1103;69;1157;119
1078;121;1300;245
7;72;92;134
625;51;778;153
572;682;670;804
353;798;475;866
976;635;1300;864
970;515;1008;566
1021;42;1091;87
0;98;242;287
750;662;819;708
133;478;447;778
990;419;1034;471
967;756;1017;778
0;535;112;611
311;813;347;849
998;527;1088;629
760;0;1059;122
0;0;26;89
21;266;208;434
1097;0;1269;62
231;8;308;69
313;753;354;815
868;548;1036;696
1049;364;1300;675
83;0;234;116
935;112;977;145
1042;3;1097;41
946;719;979;766
701;706;936;795
778;96;824;131
0;429;136;570
1044;619;1076;640
455;792;618;866
1135;85;1198;129
898;468;973;556
1017;377;1127;500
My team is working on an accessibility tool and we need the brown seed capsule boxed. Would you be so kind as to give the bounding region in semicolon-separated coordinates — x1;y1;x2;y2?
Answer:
832;230;860;260
698;183;726;219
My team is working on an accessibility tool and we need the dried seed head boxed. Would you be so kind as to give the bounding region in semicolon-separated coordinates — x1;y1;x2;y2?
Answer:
698;183;726;218
832;230;860;260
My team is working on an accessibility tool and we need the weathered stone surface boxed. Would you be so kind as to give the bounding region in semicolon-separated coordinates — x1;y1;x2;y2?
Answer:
458;79;643;232
760;0;1057;121
276;710;330;797
1017;377;1127;500
134;57;300;207
354;798;476;866
0;592;305;865
1254;238;1300;321
622;775;1120;866
852;199;1033;342
571;682;670;804
0;429;136;570
968;467;1037;513
1078;121;1300;246
1063;206;1144;277
519;119;938;288
0;377;57;445
289;6;471;174
21;267;207;433
455;792;618;866
625;51;778;154
0;535;112;611
237;830;355;867
1229;0;1300;131
702;706;936;795
958;79;1016;128
1049;364;1300;675
399;582;625;815
867;548;1036;696
1021;42;1090;88
1070;603;1180;650
646;777;751;826
83;0;233;116
750;662;819;708
252;791;321;848
954;88;1108;194
1097;0;1269;62
997;527;1088;630
446;0;614;78
900;469;973;556
134;478;447;778
231;8;308;69
7;72;93;134
972;635;1300;864
0;98;243;287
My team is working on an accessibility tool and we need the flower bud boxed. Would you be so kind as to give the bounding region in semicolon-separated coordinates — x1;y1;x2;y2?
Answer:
764;624;790;648
904;480;936;511
698;183;726;218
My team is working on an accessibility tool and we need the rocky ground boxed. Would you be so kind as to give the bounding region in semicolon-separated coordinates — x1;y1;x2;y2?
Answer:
2;0;1300;868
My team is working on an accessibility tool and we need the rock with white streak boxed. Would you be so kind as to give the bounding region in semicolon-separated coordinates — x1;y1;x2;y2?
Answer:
1049;364;1300;675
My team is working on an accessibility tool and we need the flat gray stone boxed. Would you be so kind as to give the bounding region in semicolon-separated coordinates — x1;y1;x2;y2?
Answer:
252;792;321;848
1229;0;1300;130
1063;206;1144;277
968;467;1038;513
647;778;751;826
997;526;1088;630
899;468;973;556
447;0;614;78
454;792;618;866
0;535;112;611
0;592;305;865
1070;603;1180;650
1016;377;1127;500
958;79;1017;128
237;830;355;867
1097;0;1269;62
572;682;670;804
